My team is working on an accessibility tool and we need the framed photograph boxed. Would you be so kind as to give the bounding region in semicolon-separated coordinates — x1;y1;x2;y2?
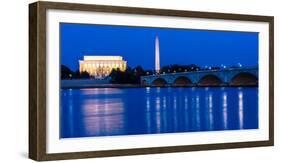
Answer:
29;1;274;161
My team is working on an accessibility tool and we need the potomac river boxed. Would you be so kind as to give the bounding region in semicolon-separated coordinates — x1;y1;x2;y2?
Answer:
60;87;258;138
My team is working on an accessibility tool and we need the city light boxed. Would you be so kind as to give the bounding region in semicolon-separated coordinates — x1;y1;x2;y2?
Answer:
84;56;123;61
79;56;127;79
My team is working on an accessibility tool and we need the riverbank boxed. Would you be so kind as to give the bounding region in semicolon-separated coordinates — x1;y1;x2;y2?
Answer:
61;79;257;89
61;79;143;89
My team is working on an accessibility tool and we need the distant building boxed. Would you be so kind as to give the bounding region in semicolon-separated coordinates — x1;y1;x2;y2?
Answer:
79;56;127;79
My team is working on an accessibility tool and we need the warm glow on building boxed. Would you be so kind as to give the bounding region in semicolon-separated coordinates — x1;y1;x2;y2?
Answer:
79;56;127;79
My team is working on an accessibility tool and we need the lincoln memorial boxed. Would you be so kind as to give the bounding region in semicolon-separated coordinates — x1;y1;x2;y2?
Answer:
79;56;127;79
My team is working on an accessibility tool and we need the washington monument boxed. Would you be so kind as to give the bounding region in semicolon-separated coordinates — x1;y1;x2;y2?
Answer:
155;35;160;73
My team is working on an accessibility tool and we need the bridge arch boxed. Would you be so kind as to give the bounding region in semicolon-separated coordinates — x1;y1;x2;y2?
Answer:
197;74;223;86
173;76;193;86
152;78;168;86
141;79;147;85
230;72;258;86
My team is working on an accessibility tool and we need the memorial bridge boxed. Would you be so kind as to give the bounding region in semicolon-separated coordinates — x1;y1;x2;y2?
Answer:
141;67;258;87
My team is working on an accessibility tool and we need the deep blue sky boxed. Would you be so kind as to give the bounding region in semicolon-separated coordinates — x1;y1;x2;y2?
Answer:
60;23;258;71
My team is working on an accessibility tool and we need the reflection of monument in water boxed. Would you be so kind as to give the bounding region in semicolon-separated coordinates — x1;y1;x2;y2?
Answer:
79;56;127;79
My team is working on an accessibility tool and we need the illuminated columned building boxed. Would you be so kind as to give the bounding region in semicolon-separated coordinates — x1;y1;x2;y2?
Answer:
79;56;127;79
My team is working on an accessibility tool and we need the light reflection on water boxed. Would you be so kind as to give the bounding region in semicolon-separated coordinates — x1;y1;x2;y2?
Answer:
238;90;244;129
222;92;228;129
82;98;125;136
60;87;258;138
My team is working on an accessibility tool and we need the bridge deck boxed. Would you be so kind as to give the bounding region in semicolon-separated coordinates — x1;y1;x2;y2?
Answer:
141;67;258;87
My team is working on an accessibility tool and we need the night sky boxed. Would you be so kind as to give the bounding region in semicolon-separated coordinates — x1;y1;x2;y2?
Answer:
60;23;258;71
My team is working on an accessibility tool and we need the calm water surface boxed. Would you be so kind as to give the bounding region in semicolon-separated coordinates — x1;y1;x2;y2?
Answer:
60;87;258;138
